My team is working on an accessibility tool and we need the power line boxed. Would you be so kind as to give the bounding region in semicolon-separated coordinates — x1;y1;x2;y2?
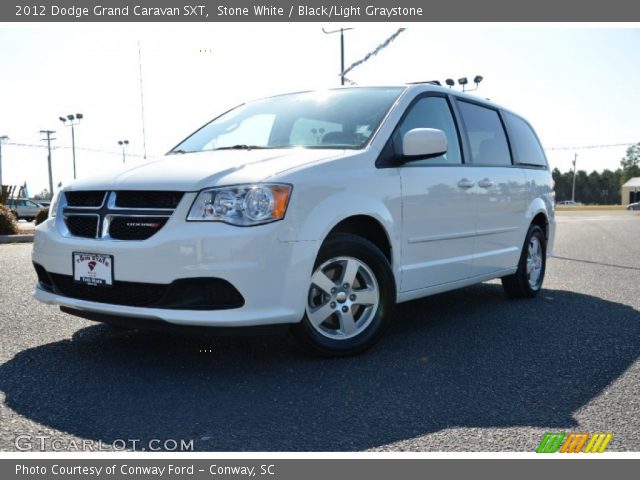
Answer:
6;137;638;158
545;142;638;151
5;141;146;157
4;141;46;148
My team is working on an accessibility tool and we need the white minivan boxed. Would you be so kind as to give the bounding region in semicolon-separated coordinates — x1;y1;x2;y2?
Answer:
33;84;555;355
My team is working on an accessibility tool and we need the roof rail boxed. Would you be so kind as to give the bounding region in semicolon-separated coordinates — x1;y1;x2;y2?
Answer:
406;80;442;86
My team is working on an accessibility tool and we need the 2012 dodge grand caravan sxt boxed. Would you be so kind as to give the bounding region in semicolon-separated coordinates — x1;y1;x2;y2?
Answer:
33;84;555;356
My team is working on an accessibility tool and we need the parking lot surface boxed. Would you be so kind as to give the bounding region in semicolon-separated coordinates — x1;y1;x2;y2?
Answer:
0;210;638;451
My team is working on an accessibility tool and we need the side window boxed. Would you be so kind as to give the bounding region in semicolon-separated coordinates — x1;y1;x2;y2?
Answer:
503;112;547;167
396;96;462;165
457;101;512;166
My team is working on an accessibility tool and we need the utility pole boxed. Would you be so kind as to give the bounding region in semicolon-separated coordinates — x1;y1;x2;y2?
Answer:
571;153;578;203
322;28;354;85
0;135;8;188
40;130;56;198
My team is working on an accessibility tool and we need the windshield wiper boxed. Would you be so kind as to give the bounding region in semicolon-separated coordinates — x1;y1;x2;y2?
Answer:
167;149;187;155
212;145;270;151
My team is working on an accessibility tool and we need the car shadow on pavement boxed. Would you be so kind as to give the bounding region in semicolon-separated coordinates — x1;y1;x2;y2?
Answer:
0;283;638;451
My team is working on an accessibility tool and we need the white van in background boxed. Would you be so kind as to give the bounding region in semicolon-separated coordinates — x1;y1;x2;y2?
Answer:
7;198;44;221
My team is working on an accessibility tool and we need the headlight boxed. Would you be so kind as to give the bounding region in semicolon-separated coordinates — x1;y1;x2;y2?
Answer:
48;190;62;218
187;184;292;226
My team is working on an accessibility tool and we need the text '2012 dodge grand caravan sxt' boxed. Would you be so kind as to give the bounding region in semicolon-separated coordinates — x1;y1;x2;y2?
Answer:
33;84;555;356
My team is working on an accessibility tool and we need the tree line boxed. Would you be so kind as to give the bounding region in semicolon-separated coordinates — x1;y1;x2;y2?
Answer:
552;143;640;205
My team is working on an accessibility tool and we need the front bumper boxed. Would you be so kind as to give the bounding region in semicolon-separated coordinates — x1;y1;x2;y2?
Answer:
32;213;319;328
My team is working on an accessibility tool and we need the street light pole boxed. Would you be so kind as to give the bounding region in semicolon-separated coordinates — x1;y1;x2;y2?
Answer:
571;153;578;203
59;113;83;179
0;135;8;188
117;140;129;164
70;123;77;179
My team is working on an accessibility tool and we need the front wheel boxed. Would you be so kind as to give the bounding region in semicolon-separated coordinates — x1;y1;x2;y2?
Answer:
292;234;395;357
501;224;547;298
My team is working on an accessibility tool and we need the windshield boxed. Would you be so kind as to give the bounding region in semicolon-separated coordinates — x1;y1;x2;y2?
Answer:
170;87;404;153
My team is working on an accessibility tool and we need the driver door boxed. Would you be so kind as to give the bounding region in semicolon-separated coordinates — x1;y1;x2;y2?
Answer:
398;95;477;292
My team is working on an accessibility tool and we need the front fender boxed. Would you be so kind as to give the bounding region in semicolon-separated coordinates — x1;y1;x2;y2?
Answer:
278;172;402;286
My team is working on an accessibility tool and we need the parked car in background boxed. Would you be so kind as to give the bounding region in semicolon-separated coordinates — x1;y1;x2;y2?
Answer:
32;84;555;356
627;201;640;211
557;200;582;206
36;200;51;208
6;198;44;221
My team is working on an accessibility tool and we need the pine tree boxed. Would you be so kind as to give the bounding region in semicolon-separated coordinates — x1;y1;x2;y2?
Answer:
620;143;640;182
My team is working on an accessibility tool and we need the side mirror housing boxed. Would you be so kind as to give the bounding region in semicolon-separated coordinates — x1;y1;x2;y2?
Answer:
401;128;448;160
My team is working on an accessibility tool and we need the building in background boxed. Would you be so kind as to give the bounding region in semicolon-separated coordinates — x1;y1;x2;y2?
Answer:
621;177;640;205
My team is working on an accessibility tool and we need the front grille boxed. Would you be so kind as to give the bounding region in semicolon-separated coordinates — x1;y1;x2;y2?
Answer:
66;215;98;238
65;191;106;207
115;191;183;209
34;264;244;310
61;190;184;241
108;217;169;240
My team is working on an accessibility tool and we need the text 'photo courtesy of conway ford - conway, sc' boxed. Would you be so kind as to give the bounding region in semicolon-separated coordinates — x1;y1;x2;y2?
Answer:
32;84;555;356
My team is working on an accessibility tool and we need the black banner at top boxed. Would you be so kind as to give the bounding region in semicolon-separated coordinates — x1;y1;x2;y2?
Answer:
3;0;640;22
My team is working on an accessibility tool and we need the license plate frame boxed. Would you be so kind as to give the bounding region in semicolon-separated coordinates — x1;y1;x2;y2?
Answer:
72;252;114;287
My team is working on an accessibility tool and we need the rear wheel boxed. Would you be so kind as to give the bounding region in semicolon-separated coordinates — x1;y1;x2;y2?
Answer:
502;224;546;298
292;234;395;357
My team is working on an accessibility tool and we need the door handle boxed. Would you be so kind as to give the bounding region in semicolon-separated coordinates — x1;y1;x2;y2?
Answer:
478;178;494;188
457;178;475;189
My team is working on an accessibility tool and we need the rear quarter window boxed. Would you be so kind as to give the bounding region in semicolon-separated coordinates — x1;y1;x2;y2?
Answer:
503;112;547;167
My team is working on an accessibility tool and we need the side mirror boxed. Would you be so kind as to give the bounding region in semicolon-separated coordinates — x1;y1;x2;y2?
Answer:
401;128;448;159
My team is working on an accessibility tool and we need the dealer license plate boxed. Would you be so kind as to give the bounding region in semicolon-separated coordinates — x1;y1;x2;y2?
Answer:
73;252;114;287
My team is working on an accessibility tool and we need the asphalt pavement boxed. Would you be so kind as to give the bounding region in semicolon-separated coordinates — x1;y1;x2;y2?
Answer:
0;210;638;452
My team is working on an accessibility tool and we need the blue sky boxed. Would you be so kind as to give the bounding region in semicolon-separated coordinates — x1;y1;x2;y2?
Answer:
0;24;638;195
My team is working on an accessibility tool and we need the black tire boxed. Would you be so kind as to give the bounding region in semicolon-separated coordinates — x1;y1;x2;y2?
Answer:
292;233;396;357
501;224;547;298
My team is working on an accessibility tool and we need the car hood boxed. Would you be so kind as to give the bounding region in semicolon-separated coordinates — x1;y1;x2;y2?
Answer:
65;148;348;192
